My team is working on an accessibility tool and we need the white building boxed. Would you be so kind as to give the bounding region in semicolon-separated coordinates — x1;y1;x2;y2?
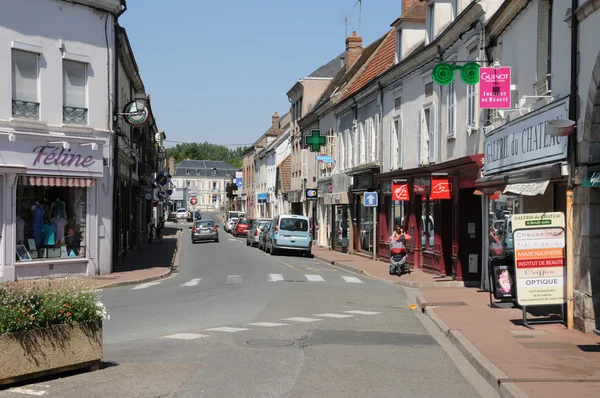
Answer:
0;0;124;281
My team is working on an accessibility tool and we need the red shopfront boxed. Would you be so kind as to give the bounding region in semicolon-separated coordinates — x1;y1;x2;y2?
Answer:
377;155;483;283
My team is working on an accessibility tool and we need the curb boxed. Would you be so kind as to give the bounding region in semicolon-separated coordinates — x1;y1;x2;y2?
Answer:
313;255;376;279
416;291;528;398
95;229;183;290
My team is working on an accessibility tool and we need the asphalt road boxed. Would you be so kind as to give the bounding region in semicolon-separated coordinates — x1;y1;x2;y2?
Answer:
0;213;499;398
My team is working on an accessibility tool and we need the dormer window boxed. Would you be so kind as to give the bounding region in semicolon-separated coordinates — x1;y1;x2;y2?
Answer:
395;29;402;63
185;169;190;176
211;168;217;175
226;171;230;177
196;169;201;176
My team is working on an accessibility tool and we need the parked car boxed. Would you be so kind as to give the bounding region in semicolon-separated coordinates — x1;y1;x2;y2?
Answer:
187;211;202;222
225;217;238;233
176;208;189;220
233;218;254;237
258;222;272;251
167;212;178;223
246;219;271;247
191;220;219;243
264;214;312;256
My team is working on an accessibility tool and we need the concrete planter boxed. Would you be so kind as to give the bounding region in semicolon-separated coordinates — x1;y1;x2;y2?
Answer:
0;321;102;385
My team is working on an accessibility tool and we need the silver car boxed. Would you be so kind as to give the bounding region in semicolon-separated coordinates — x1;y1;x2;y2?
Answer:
246;219;271;247
191;220;219;243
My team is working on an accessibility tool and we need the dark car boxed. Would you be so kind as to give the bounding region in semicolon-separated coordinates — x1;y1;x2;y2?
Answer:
233;218;253;237
187;211;202;222
258;223;272;251
167;212;178;223
191;220;219;243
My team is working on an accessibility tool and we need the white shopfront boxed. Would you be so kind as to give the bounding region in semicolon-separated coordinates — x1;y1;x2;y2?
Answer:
0;132;106;281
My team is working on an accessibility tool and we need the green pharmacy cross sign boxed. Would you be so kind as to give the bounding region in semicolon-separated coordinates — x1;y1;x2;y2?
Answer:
432;62;480;86
305;129;327;152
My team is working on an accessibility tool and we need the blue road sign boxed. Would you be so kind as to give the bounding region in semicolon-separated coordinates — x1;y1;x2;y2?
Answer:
235;177;243;188
364;191;378;207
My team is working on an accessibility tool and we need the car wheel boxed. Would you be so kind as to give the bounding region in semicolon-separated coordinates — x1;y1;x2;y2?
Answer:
270;247;277;256
246;240;250;246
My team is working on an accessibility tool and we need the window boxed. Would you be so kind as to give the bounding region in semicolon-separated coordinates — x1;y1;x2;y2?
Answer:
395;117;403;169
212;196;218;204
63;60;88;124
12;49;39;119
451;0;459;19
535;0;552;95
280;217;308;232
394;96;402;111
427;4;435;42
447;82;455;138
211;168;217;175
212;182;217;190
417;110;423;166
395;30;402;63
390;200;405;234
421;199;435;249
15;179;89;262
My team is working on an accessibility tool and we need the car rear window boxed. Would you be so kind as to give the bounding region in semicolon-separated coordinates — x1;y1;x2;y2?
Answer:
239;219;251;225
196;221;213;228
279;218;309;232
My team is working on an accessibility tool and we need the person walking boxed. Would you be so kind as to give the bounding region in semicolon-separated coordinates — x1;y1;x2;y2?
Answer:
157;216;165;243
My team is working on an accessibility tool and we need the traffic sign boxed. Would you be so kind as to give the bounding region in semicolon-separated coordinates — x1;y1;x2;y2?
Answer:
190;197;198;205
363;192;378;207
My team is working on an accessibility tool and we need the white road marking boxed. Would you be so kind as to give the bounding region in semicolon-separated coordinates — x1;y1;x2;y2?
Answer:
315;313;354;318
344;310;382;315
246;322;289;327
228;238;237;241
162;333;208;340
305;274;325;282
268;274;284;282
180;278;202;287
205;327;250;332
342;276;363;284
283;317;322;323
226;275;243;284
10;388;47;396
132;282;161;290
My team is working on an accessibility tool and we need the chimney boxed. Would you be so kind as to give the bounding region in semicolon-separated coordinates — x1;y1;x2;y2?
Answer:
345;31;363;68
168;157;175;174
272;112;281;135
402;0;420;15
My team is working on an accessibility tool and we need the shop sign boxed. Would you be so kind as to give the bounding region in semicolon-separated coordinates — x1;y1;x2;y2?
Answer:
483;98;569;174
413;177;430;194
318;180;332;194
352;174;374;191
306;189;318;200
392;180;410;201
479;67;511;109
491;263;515;299
257;193;268;203
430;176;453;199
583;169;600;187
512;212;566;307
123;100;149;126
235;171;243;188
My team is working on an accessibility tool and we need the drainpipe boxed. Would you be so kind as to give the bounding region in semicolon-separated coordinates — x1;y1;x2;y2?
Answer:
377;81;384;260
566;0;579;330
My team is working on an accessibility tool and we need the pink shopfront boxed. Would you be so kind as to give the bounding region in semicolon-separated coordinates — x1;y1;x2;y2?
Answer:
0;132;106;281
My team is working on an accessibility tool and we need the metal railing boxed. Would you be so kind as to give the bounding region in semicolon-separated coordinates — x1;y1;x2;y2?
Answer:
12;100;39;119
63;106;88;124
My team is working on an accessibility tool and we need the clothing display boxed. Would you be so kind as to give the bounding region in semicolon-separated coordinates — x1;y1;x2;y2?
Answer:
52;216;67;242
42;222;56;246
16;216;25;244
50;199;66;219
32;204;45;247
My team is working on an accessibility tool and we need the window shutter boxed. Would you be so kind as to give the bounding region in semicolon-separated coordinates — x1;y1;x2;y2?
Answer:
360;123;366;164
63;60;87;108
417;110;422;166
12;50;38;102
353;126;359;167
448;82;455;137
388;122;393;170
373;116;379;162
537;0;550;86
397;118;403;169
467;84;476;128
428;104;436;164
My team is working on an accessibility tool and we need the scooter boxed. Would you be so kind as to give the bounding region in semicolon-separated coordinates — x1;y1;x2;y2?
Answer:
389;239;410;276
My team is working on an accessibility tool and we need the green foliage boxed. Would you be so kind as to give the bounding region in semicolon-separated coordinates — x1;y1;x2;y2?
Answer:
166;142;248;169
0;279;108;334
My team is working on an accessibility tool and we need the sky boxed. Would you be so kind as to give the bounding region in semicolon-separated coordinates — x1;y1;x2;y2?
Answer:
120;0;402;148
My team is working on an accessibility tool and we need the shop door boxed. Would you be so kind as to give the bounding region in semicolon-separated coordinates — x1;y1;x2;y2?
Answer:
440;199;453;276
458;188;482;282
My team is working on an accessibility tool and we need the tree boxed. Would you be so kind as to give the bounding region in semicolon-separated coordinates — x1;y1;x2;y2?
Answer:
166;142;248;169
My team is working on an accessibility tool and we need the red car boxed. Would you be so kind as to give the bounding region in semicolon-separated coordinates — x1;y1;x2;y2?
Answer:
233;218;254;237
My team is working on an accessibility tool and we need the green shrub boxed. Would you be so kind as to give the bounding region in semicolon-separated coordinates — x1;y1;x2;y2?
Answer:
0;278;108;334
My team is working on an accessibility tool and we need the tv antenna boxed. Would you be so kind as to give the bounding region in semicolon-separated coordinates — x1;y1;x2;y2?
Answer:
354;0;363;36
341;12;351;38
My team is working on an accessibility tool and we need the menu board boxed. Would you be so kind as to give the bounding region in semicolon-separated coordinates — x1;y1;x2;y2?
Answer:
512;212;566;306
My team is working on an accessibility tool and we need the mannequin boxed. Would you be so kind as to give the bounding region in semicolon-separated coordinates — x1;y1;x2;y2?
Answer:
31;201;44;247
42;219;56;246
52;215;67;244
16;216;25;244
50;197;66;219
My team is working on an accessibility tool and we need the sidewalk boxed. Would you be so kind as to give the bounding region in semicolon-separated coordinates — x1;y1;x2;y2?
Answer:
90;225;182;289
312;246;600;398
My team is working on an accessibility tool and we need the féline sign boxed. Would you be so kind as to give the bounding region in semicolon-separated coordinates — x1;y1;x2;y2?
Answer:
512;212;566;306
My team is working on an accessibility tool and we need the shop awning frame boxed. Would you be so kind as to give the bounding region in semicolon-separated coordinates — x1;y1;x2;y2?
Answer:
475;163;563;187
19;175;96;188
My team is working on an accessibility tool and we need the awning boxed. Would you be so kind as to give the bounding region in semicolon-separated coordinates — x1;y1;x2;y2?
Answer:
503;180;549;196
19;175;95;188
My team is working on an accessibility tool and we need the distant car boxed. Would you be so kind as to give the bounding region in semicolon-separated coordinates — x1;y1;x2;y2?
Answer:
265;214;312;256
227;218;239;233
176;208;189;220
187;211;202;222
246;219;271;247
191;220;219;243
167;212;178;223
233;218;253;237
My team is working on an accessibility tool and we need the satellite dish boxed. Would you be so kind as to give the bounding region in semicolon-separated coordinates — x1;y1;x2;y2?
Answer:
546;119;575;136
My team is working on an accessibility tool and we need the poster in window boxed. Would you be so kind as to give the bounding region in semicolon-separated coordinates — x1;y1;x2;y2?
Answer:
492;264;514;299
16;245;32;262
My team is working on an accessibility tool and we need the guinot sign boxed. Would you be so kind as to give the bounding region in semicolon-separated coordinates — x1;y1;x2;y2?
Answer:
479;67;511;109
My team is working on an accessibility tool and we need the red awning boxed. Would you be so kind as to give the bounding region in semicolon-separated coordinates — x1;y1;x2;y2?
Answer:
19;175;95;188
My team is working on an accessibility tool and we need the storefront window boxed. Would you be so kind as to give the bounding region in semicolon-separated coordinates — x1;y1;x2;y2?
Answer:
421;197;435;249
487;193;520;258
15;179;87;262
390;200;405;235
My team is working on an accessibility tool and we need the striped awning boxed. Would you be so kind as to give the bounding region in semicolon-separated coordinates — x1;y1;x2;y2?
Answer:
19;175;95;188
